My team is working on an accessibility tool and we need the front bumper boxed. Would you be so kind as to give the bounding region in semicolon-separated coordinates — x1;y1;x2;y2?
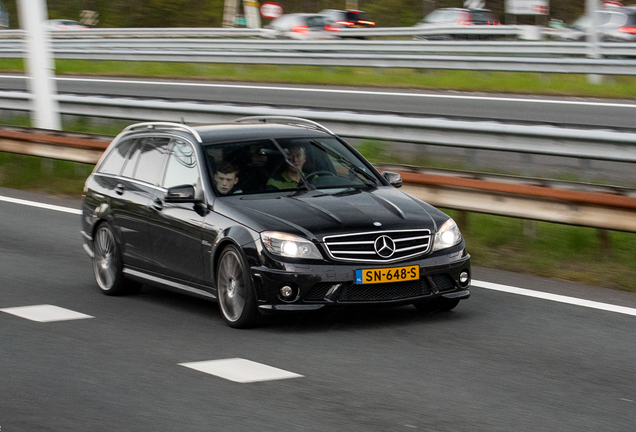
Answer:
252;248;471;311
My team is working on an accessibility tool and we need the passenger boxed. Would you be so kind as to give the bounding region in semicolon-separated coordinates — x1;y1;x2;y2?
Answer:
214;161;240;195
266;143;306;190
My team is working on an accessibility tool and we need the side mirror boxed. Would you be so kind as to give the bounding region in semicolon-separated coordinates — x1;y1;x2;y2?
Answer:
382;171;403;188
165;185;199;203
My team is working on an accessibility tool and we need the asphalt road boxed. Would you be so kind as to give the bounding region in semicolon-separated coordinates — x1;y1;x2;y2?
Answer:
1;187;636;432
2;74;636;131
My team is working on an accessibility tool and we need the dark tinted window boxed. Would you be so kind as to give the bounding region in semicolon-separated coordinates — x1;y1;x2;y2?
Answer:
345;11;367;22
133;137;171;185
98;139;135;175
306;15;326;28
471;10;494;24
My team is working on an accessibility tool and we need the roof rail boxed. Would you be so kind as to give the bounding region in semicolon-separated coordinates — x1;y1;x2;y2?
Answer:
122;122;202;143
235;116;335;136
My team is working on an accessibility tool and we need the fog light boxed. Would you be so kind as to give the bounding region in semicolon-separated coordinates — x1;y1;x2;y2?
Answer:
459;271;470;286
280;285;294;298
279;284;300;302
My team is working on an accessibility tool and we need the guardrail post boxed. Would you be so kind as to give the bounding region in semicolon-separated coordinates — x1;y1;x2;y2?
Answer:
17;0;61;130
586;0;603;85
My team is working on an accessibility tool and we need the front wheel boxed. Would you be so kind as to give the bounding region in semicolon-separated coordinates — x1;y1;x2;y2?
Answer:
216;245;261;328
92;222;141;296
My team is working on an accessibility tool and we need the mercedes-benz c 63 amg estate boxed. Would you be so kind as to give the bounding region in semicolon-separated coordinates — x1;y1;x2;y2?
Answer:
81;117;471;328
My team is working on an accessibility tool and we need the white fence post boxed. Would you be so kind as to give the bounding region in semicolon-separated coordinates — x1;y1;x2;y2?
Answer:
17;0;61;130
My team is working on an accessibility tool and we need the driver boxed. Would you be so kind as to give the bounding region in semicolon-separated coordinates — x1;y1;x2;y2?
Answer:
266;143;306;190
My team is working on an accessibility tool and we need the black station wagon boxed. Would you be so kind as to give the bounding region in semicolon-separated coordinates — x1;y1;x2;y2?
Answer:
81;117;471;328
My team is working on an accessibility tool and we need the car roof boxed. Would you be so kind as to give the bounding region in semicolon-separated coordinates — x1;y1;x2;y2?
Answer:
194;123;328;145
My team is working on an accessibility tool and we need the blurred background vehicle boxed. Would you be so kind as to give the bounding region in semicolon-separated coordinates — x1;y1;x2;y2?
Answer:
547;6;636;42
262;13;339;40
46;19;89;30
413;7;500;40
319;9;376;28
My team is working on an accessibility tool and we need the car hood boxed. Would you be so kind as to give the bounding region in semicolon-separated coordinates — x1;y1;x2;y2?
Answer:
217;186;444;241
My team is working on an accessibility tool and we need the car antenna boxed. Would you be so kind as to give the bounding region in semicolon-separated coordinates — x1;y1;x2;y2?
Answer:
180;117;186;125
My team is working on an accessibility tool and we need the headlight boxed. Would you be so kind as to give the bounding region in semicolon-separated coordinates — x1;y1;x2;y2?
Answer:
260;231;323;259
432;218;462;252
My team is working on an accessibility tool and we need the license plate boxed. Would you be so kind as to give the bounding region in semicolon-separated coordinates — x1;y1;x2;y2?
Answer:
355;265;419;285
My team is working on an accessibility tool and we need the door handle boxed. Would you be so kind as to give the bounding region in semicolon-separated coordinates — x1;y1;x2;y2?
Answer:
152;198;163;211
114;183;125;195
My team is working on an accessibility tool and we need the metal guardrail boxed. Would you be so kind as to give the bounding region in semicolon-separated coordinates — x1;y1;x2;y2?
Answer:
1;37;635;74
0;124;634;232
0;25;525;39
2;91;635;163
3;38;636;56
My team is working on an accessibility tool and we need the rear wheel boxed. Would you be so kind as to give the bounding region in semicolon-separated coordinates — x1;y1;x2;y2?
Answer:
217;245;261;328
92;222;141;295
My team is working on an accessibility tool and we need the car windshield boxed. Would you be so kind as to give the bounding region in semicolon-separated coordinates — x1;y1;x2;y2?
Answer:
203;136;379;196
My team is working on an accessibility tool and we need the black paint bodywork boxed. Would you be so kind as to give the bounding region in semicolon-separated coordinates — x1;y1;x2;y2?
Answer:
81;122;470;313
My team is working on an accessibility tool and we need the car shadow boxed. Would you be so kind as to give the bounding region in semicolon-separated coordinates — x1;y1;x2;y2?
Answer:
129;285;470;332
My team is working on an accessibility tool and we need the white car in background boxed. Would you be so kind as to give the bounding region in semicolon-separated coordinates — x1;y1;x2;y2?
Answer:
46;19;89;30
263;13;339;40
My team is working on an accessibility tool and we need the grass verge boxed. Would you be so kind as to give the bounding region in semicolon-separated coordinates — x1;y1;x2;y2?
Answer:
2;59;636;99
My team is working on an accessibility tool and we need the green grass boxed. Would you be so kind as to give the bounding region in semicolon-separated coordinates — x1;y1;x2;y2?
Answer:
3;59;636;99
0;152;92;197
444;210;636;293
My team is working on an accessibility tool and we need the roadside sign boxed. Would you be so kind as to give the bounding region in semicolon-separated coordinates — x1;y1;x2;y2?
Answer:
505;0;549;15
260;2;283;19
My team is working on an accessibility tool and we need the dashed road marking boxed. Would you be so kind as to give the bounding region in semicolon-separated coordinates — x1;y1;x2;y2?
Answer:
0;304;94;322
179;358;303;383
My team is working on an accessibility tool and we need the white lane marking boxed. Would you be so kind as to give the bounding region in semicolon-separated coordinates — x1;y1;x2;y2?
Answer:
473;280;636;317
179;358;303;383
0;195;82;215
3;74;632;110
1;304;94;322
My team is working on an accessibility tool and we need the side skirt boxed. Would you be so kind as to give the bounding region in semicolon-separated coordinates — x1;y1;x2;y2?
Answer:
123;268;217;301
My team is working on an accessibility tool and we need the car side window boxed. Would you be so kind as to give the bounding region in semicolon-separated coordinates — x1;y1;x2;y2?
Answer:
98;138;135;175
163;139;200;189
133;137;171;185
120;141;142;178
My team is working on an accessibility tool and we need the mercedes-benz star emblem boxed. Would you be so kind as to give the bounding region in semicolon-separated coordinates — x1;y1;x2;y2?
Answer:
374;235;396;258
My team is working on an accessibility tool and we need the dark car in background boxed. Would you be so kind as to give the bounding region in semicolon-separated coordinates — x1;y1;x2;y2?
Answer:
262;13;339;40
413;7;500;40
81;117;471;328
547;6;636;42
319;9;376;28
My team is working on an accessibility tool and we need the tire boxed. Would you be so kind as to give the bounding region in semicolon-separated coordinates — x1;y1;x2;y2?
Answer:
92;222;141;296
413;297;460;313
216;244;261;329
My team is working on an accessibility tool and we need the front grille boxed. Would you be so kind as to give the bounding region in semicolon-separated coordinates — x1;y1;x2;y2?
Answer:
305;279;432;303
323;229;431;263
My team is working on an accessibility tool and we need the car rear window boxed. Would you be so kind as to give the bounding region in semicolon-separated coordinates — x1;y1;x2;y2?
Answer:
98;139;135;175
471;10;494;24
